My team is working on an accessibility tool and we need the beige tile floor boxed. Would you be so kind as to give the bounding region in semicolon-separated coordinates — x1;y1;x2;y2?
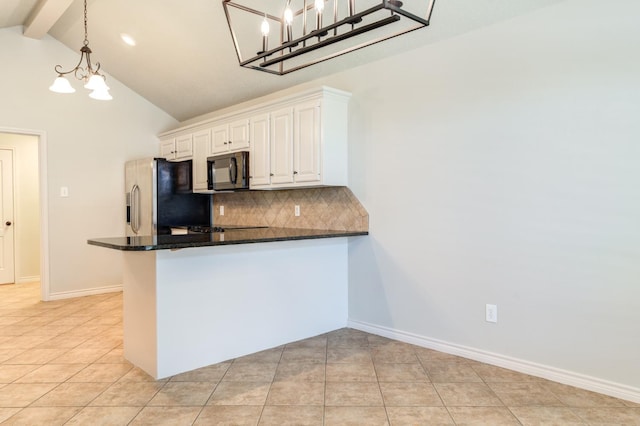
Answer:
0;282;638;425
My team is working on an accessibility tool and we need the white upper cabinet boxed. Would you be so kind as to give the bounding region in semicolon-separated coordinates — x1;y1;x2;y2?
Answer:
158;87;350;191
258;90;348;189
212;118;250;154
159;135;193;161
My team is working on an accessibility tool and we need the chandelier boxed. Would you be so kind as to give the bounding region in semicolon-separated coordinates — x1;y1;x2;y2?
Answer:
222;0;436;75
49;0;112;100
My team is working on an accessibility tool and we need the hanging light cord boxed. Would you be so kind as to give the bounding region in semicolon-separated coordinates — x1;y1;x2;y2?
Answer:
83;0;89;47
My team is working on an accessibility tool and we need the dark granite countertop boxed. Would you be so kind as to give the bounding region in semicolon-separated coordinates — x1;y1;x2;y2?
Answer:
87;227;368;251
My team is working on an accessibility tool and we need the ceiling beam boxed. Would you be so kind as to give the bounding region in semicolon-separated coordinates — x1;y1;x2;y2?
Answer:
23;0;74;39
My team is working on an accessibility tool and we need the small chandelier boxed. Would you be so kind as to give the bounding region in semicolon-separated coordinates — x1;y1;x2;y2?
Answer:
222;0;436;75
49;0;112;100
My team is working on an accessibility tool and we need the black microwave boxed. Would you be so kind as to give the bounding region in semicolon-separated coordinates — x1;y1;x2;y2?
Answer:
207;151;250;191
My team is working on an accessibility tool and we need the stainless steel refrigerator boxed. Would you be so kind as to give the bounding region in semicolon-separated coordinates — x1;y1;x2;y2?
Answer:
125;158;211;236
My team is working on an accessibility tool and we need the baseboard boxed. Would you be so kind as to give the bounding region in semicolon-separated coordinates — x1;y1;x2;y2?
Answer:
47;284;123;300
16;275;40;284
348;319;640;404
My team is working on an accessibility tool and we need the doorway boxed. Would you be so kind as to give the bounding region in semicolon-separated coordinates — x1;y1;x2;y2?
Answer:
0;129;48;300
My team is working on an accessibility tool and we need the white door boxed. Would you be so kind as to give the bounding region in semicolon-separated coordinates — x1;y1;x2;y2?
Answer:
0;149;14;284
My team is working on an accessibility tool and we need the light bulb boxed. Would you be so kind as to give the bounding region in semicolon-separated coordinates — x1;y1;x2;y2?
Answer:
84;74;109;91
261;17;270;37
49;76;75;94
284;7;294;43
314;0;325;31
89;87;113;101
284;7;293;25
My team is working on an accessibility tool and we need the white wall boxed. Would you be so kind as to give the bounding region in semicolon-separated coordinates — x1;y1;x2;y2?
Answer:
0;26;178;298
0;133;40;283
310;0;640;398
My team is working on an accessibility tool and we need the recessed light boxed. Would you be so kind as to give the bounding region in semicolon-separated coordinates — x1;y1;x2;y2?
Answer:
120;33;136;46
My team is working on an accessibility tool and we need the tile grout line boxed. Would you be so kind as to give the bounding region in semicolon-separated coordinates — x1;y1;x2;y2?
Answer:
417;350;458;425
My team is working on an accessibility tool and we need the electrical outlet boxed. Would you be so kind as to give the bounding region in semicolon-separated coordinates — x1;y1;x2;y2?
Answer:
60;187;69;197
219;205;224;216
294;205;300;217
486;304;498;323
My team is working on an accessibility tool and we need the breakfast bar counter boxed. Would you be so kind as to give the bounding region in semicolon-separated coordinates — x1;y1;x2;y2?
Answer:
88;227;367;251
88;228;367;379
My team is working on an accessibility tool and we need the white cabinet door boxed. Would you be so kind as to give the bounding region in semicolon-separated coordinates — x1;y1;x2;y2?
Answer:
270;107;294;185
192;129;212;191
175;134;193;159
250;114;271;188
159;138;176;159
293;100;321;184
229;118;250;151
212;124;229;154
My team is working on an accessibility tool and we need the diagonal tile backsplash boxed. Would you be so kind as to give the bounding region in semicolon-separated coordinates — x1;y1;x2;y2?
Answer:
213;187;368;232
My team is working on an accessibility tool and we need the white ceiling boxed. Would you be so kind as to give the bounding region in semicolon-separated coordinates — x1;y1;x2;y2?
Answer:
2;0;564;121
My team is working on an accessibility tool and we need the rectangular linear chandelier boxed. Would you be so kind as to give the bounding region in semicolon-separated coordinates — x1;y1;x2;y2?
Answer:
222;0;436;75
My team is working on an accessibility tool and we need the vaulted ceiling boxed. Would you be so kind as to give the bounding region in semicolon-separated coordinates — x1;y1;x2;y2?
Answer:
1;0;564;121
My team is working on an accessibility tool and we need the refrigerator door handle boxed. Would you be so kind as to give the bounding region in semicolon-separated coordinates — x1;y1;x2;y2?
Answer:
131;184;140;234
126;192;131;224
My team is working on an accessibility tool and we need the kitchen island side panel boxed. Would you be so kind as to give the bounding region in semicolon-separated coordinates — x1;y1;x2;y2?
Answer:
152;238;348;378
122;251;159;378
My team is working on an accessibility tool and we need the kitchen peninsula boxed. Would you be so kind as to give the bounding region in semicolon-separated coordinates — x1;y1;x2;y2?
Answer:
88;227;367;379
88;86;369;379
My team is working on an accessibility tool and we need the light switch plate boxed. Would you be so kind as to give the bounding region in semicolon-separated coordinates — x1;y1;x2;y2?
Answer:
486;304;498;323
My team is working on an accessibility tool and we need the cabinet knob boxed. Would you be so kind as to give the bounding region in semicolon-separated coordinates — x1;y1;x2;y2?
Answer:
270;173;274;177
228;140;233;144
293;171;298;175
223;142;228;145
5;221;11;226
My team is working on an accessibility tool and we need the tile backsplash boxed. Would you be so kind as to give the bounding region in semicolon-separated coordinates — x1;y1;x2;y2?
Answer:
214;187;368;232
